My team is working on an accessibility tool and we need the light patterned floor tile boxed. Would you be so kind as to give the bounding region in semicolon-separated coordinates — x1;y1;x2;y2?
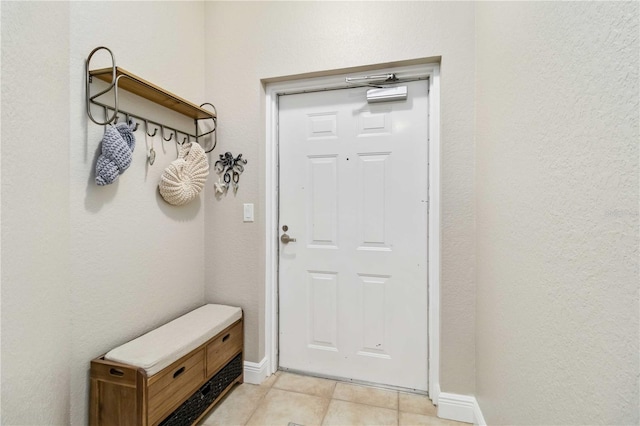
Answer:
399;392;437;416
197;373;464;426
399;412;470;425
246;388;330;426
332;382;398;410
322;399;397;426
199;383;268;425
261;372;280;388
273;372;337;398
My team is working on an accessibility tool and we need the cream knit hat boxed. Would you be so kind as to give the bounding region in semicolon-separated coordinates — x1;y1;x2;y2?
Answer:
159;142;209;206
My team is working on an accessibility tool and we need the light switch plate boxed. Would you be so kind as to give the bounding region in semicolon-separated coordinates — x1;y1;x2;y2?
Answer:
243;203;254;222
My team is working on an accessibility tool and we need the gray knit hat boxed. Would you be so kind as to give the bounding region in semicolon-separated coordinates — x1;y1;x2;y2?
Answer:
95;119;137;185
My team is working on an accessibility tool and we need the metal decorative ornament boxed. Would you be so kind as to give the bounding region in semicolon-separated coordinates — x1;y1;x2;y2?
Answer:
214;152;247;194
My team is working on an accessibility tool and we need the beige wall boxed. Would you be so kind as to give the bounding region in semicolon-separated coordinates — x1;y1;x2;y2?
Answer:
2;2;208;424
203;1;477;394
475;2;639;424
3;1;637;424
1;3;71;423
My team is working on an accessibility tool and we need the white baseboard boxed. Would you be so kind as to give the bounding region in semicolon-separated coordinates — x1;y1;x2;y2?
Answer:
473;397;487;426
437;392;485;425
243;357;269;385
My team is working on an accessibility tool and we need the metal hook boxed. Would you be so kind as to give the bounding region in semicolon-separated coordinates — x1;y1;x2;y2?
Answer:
124;113;139;132
175;131;188;145
161;125;174;142
144;120;157;137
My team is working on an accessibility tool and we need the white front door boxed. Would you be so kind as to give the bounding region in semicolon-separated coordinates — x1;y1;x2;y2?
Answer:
278;80;429;391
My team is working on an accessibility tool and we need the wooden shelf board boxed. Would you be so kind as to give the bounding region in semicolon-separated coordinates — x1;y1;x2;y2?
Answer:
89;67;215;120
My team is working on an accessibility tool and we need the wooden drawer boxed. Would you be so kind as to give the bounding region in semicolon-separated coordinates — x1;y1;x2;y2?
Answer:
206;320;243;377
147;348;205;426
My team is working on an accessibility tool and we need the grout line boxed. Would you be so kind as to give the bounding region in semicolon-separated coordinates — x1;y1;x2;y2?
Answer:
319;381;338;424
276;383;401;413
329;380;338;398
271;386;336;399
330;395;399;411
319;397;332;426
270;374;338;400
242;386;271;425
330;383;399;412
329;395;402;415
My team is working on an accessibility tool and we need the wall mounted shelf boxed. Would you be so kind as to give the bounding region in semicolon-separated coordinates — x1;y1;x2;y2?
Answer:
86;46;217;151
89;67;215;120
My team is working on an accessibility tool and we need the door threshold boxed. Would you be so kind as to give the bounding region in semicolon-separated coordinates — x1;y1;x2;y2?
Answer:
278;367;429;396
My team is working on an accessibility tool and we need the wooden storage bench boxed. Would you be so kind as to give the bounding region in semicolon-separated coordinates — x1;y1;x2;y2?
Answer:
90;304;243;426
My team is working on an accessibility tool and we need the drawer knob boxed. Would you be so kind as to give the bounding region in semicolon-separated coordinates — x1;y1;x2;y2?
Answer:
173;366;185;378
222;333;231;342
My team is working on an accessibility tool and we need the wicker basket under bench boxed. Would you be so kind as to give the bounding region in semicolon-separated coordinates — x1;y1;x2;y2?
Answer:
90;304;243;426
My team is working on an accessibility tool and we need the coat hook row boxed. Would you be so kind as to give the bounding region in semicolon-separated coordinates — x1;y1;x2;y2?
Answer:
93;100;207;146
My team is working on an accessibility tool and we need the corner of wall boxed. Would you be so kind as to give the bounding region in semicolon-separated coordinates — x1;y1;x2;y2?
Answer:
437;392;486;426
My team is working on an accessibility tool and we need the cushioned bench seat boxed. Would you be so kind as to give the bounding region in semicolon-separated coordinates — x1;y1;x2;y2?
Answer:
105;304;242;376
91;304;243;426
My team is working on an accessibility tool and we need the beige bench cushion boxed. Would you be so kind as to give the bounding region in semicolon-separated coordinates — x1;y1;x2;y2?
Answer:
105;304;242;376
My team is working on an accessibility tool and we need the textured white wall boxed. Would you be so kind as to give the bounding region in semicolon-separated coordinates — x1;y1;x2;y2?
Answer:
203;1;477;394
5;2;636;424
475;2;639;424
1;3;71;424
1;1;208;424
0;3;3;419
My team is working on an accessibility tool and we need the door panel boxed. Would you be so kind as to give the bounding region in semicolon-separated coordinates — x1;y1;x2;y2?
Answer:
278;80;429;390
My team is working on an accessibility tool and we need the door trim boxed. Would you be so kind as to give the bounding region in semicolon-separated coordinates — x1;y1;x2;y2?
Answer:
264;61;441;402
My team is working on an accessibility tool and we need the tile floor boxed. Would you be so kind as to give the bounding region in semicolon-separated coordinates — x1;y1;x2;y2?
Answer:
199;371;471;426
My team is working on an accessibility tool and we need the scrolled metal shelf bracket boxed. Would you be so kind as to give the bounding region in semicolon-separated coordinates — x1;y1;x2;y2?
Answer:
85;46;218;154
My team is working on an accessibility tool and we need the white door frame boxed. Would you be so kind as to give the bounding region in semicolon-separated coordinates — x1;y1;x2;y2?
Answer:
264;62;441;403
